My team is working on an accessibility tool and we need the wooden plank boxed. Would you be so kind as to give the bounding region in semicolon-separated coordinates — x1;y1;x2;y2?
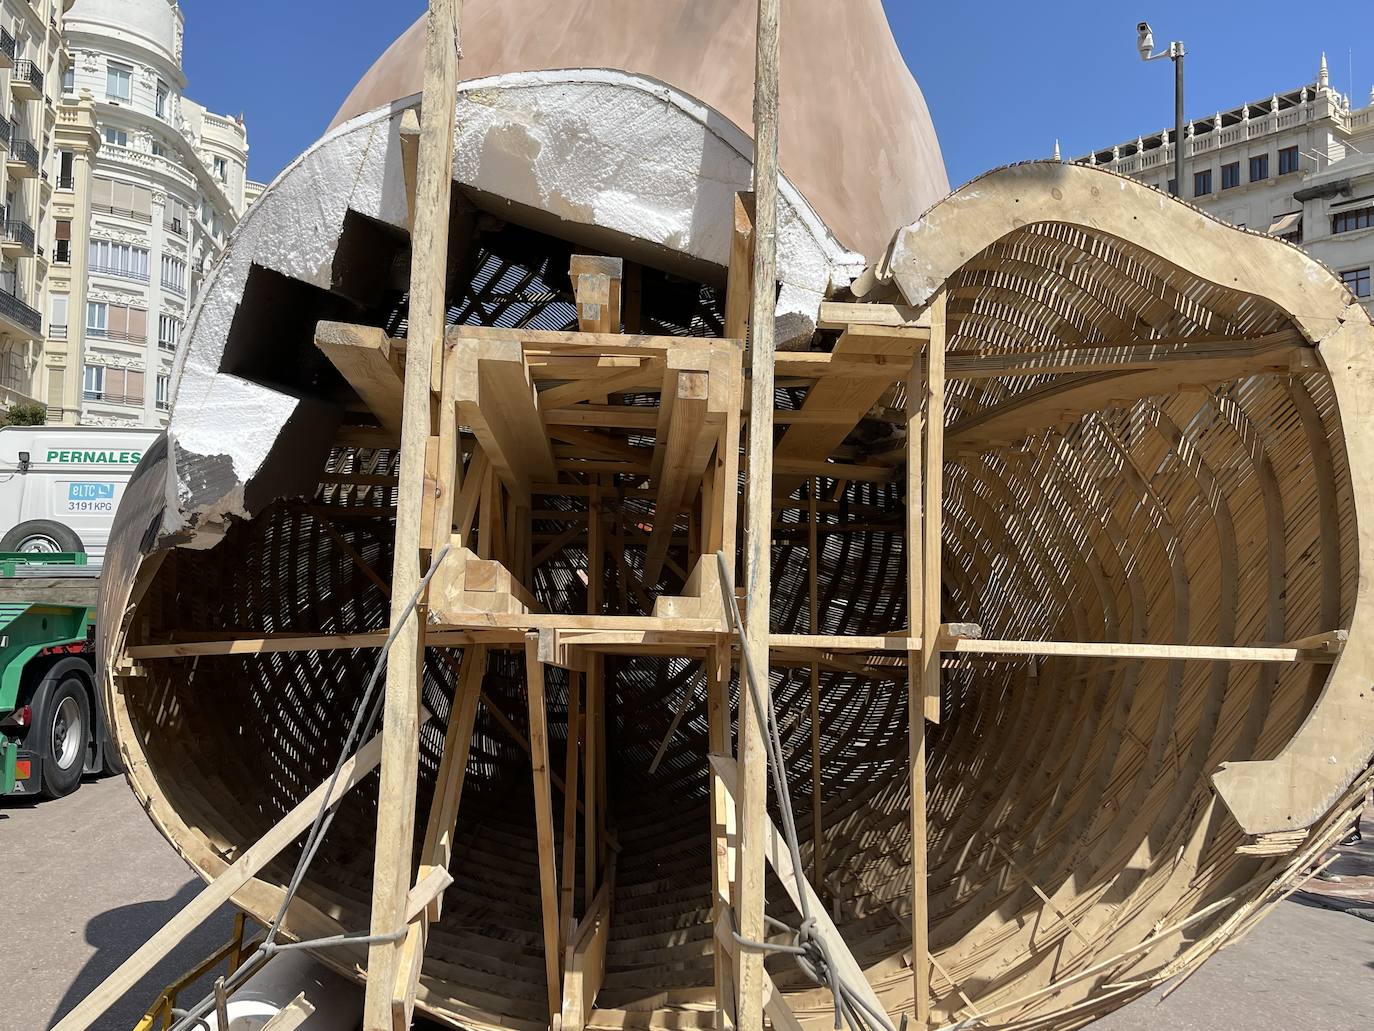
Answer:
807;482;823;891
712;910;805;1031
365;1;458;1025
922;289;946;725
524;635;563;1023
737;2;780;1027
817;300;930;331
947;639;1334;663
560;862;615;1031
398;107;421;232
710;756;886;1024
454;337;556;500
644;368;717;584
431;342;462;554
260;994;316;1031
571;255;624;334
559;670;582;952
393;646;488;1014
50;733;385;1031
315;322;405;436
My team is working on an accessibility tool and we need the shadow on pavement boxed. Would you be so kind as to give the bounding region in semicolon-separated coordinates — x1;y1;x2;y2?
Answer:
46;879;238;1030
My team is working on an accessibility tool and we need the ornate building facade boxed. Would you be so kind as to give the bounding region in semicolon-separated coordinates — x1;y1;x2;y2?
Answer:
44;0;257;426
0;0;71;410
1075;56;1374;318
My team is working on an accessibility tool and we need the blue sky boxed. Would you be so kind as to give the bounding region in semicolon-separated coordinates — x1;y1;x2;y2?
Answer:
180;1;1373;189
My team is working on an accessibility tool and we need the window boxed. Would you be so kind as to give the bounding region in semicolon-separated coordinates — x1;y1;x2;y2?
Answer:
161;254;187;294
54;219;70;264
158;313;182;351
1193;169;1212;197
89;240;150;282
82;365;144;406
1278;145;1300;175
83;364;104;401
50;294;68;339
152;142;167;158
104;127;128;148
1249;154;1269;182
213;156;228;182
90;177;154;221
164;197;189;236
86;301;107;337
1167;177;1178;196
106;63;132;102
62;64;74;94
156;374;170;411
1221;162;1240;190
156;81;169;119
1341;267;1371;298
1332;207;1373;235
57;150;74;190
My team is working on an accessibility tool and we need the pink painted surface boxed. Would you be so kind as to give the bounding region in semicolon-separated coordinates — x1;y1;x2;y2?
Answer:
331;0;947;260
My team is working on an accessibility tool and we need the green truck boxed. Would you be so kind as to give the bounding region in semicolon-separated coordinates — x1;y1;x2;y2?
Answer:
0;552;109;798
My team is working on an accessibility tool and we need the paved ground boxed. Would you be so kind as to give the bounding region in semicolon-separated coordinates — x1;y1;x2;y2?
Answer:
2;775;1370;1031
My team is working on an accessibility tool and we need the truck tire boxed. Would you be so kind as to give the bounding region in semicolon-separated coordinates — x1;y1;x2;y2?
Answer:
38;676;90;797
0;519;84;555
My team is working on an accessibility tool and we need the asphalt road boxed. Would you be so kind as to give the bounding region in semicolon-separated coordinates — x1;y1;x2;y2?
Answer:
2;775;1370;1030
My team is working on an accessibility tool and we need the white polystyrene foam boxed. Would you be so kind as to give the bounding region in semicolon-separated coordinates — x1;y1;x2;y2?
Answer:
168;69;865;543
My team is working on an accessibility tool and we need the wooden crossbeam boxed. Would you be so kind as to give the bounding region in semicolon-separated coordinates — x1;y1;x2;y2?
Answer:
315;322;405;435
453;337;556;500
644;367;718;584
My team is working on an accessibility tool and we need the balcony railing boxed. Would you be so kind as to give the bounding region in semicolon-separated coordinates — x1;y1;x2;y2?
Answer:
57;173;72;189
2;219;35;251
91;201;152;223
163;217;186;238
90;263;150;283
0;29;14;64
12;60;43;94
83;390;144;406
0;119;9;150
86;327;147;343
161;277;186;295
0;288;42;335
158;337;176;352
8;136;38;172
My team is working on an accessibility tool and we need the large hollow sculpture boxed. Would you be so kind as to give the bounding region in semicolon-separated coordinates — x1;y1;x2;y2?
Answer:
98;5;1374;1031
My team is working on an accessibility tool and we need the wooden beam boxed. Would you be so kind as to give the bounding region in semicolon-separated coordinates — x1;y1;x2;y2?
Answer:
560;860;615;1031
922;290;946;725
524;635;563;1023
315;322;405;436
50;732;385;1031
644;367;717;584
737;1;780;1027
453;337;557;500
817;300;930;331
807;482;823;892
364;0;458;1025
398;108;421;232
559;671;582;952
710;756;887;1023
570;255;624;334
393;646;487;1016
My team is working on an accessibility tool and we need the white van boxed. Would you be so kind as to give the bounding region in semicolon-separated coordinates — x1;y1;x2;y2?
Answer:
0;426;161;567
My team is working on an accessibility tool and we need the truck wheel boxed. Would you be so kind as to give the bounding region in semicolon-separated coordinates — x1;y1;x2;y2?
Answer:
39;678;90;798
0;519;84;555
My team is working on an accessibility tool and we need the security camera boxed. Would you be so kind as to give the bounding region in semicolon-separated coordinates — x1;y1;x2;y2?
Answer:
1137;22;1155;60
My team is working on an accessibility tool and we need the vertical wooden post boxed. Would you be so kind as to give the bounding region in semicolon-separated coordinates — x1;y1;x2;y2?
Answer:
525;635;563;1023
907;288;946;1028
808;480;823;890
364;3;458;1028
711;192;751;1031
584;486;603;898
559;670;583;951
737;0;780;1027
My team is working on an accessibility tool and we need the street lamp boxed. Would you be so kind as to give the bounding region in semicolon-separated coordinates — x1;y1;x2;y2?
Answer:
1137;21;1185;197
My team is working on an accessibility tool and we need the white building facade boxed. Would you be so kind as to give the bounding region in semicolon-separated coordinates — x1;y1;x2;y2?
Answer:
0;0;70;411
47;0;252;427
1075;57;1374;317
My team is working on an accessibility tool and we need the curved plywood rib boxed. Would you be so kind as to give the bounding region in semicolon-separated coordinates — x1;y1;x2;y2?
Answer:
881;161;1374;835
99;97;1374;1031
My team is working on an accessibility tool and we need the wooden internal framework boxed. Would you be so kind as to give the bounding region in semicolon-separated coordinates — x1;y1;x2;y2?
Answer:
73;23;1374;1027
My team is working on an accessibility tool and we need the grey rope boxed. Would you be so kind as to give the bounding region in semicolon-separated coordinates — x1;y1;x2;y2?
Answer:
715;551;901;1031
165;544;452;1031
